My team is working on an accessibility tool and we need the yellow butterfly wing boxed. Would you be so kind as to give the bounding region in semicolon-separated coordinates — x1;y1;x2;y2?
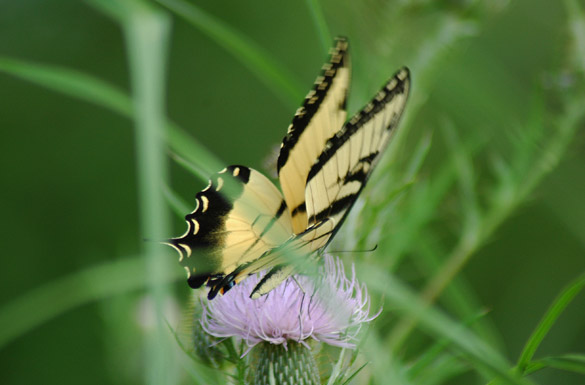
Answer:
165;39;410;300
277;37;350;234
165;165;293;299
249;69;410;298
304;68;410;231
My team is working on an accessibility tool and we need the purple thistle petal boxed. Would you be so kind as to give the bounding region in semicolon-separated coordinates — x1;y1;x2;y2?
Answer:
200;255;379;352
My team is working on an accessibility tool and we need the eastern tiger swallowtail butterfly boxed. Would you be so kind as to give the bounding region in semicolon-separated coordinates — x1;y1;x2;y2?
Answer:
165;37;410;300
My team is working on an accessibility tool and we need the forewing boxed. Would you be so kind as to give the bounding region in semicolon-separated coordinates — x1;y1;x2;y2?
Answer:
277;37;350;234
165;165;293;298
304;67;410;231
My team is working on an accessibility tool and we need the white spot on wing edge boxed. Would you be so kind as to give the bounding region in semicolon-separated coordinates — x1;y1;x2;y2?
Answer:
216;177;224;191
191;219;200;235
385;78;398;91
201;195;209;212
396;68;409;81
184;266;191;278
233;167;240;177
180;243;192;258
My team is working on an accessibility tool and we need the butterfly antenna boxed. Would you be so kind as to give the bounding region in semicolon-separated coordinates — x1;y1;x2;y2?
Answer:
328;244;378;253
143;237;174;245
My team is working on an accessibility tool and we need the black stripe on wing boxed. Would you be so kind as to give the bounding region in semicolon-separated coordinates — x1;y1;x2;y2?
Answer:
277;37;349;171
310;192;360;224
307;68;410;183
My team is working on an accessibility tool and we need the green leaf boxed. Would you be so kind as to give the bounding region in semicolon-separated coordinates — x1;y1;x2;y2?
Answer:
524;354;585;375
0;57;132;115
0;257;181;349
119;2;176;383
304;0;331;53
565;0;585;74
0;57;221;181
360;265;534;385
163;183;191;218
515;273;585;374
411;353;468;385
155;0;304;109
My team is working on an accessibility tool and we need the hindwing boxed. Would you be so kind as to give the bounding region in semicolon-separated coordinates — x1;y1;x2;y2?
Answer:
165;165;292;298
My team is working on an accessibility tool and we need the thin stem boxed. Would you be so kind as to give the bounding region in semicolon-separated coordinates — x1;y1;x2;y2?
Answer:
388;96;585;352
123;4;174;384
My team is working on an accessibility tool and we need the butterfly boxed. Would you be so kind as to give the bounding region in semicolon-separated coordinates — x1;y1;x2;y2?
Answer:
165;37;410;300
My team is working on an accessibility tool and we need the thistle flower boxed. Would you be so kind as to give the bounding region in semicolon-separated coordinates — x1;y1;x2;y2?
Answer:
200;254;377;352
197;255;377;384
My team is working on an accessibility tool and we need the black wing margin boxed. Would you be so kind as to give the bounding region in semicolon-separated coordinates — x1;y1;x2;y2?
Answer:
250;68;411;299
164;166;294;299
277;37;351;234
304;67;411;234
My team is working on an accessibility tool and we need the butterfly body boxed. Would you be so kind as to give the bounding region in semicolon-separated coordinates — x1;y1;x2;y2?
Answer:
166;38;410;299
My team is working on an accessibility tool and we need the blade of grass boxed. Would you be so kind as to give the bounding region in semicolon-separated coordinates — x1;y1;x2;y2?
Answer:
515;273;585;374
304;0;331;53
565;0;585;74
412;354;468;385
165;123;221;178
415;235;503;348
114;0;175;383
388;92;585;352
407;308;490;381
154;0;304;109
162;183;191;218
524;354;585;376
0;257;182;349
0;57;132;115
168;150;211;181
339;362;369;385
360;263;535;385
326;348;348;385
0;57;221;180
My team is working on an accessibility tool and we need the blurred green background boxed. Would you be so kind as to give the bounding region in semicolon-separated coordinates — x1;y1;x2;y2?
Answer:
1;0;584;384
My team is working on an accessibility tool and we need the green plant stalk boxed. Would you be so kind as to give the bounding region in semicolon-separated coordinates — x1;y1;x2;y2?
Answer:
387;95;585;352
162;182;191;218
515;273;585;373
0;56;132;115
154;0;304;109
304;0;332;53
122;3;174;384
566;0;585;73
0;57;221;181
523;354;585;375
360;264;534;385
0;257;184;350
